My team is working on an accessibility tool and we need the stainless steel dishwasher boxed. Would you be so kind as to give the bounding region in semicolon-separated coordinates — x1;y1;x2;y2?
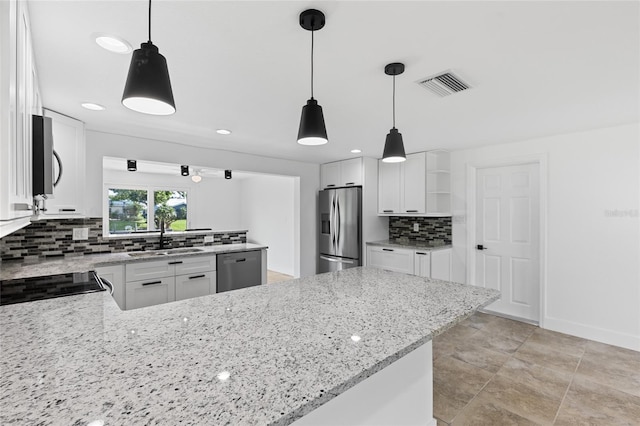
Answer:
217;250;262;293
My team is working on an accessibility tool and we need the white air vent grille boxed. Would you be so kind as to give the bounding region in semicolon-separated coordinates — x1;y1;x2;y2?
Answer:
417;72;470;97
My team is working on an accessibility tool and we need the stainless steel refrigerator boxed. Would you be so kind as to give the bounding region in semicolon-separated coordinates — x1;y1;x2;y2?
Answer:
318;187;362;273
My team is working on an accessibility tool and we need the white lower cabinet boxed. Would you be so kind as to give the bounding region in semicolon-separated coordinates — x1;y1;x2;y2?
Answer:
430;249;452;281
176;271;216;301
104;254;219;310
126;277;176;310
367;246;414;274
367;245;451;281
413;251;431;278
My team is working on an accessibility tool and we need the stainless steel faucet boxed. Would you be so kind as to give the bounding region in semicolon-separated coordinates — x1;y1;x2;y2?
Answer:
159;218;167;249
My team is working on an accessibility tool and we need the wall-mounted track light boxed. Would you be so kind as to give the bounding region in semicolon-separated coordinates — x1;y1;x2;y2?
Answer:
297;9;328;146
191;170;202;183
382;62;407;163
225;170;232;180
127;159;137;171
181;165;189;176
122;0;176;115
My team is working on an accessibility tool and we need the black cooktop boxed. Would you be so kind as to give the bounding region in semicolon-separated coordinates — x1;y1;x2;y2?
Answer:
0;271;106;306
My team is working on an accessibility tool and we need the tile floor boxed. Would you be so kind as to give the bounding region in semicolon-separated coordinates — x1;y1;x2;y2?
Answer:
433;312;640;425
267;270;294;284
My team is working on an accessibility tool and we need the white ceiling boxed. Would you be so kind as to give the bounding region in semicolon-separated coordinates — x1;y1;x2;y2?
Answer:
28;1;639;164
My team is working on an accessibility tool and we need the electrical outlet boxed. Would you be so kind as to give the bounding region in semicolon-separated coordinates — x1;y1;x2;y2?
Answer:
204;235;214;244
413;223;419;232
72;227;89;240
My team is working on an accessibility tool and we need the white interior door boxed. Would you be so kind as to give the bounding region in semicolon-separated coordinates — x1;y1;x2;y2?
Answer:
476;163;540;322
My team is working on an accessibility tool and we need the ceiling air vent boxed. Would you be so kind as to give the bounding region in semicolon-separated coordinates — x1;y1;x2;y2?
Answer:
417;71;471;97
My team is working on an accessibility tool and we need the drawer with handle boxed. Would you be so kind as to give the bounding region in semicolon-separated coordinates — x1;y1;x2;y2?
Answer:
125;276;176;310
176;271;216;301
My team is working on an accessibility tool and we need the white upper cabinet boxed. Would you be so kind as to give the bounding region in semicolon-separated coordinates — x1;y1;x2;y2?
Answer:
402;152;427;214
0;0;40;237
378;161;401;214
378;150;451;216
320;158;363;189
41;109;86;217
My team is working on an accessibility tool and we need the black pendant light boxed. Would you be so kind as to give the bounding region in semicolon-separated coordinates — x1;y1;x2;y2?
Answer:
297;9;328;146
382;63;407;163
122;0;175;115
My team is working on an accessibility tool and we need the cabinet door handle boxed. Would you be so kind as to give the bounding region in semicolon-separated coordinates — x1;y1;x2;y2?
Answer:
59;208;76;212
416;252;427;255
345;182;355;185
382;248;394;252
235;258;246;263
188;274;205;280
142;281;162;286
326;184;336;187
383;210;394;213
406;210;418;213
168;261;183;265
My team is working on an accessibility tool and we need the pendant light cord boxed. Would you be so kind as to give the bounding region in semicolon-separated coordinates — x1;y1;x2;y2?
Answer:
392;75;396;128
148;0;152;42
310;29;315;99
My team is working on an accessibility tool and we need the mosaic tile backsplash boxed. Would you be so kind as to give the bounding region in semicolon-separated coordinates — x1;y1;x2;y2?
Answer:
389;216;452;245
0;218;247;261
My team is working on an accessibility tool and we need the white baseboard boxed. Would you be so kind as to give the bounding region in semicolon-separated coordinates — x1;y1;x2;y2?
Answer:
543;316;640;352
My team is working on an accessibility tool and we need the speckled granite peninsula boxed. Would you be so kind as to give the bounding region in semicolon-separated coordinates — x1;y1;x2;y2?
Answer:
0;267;499;425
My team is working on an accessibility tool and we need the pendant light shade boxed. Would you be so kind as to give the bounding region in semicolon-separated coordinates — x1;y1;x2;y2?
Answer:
297;99;327;145
122;0;175;115
297;9;328;146
382;128;406;163
382;63;407;163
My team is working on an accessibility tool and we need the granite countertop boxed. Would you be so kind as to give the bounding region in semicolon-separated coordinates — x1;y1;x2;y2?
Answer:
0;243;268;281
367;239;453;251
0;267;499;425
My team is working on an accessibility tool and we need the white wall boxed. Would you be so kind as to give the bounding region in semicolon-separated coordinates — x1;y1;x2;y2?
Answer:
103;168;243;231
240;175;296;276
450;123;640;350
86;131;319;277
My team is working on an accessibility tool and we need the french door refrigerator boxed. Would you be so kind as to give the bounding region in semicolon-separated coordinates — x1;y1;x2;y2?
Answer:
318;187;362;273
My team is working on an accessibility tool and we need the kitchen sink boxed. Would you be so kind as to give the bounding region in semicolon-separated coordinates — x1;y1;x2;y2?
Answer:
128;248;204;257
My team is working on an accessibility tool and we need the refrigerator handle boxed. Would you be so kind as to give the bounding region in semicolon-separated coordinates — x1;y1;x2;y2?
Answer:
331;193;337;253
336;195;341;251
320;256;354;264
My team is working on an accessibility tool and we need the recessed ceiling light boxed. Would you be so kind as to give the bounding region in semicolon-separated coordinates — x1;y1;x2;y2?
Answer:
216;129;232;135
81;102;106;111
350;149;362;154
94;33;132;54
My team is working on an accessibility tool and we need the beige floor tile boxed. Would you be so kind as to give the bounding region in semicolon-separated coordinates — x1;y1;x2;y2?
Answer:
433;339;456;361
514;341;581;374
479;375;562;425
554;376;640;426
433;356;495;423
466;329;524;354
480;315;537;343
526;328;587;358
435;417;450;426
460;312;499;330
496;357;572;399
434;389;469;424
451;342;511;373
576;342;640;398
436;324;479;344
451;393;540;426
267;270;294;284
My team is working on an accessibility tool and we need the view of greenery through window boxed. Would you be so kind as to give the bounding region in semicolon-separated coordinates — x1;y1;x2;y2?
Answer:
108;189;188;233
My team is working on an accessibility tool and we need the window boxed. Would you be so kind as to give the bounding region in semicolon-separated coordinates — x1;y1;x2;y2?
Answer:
107;188;188;234
108;189;148;233
154;190;188;231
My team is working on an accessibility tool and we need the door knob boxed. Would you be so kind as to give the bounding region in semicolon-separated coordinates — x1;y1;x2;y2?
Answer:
476;244;487;250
